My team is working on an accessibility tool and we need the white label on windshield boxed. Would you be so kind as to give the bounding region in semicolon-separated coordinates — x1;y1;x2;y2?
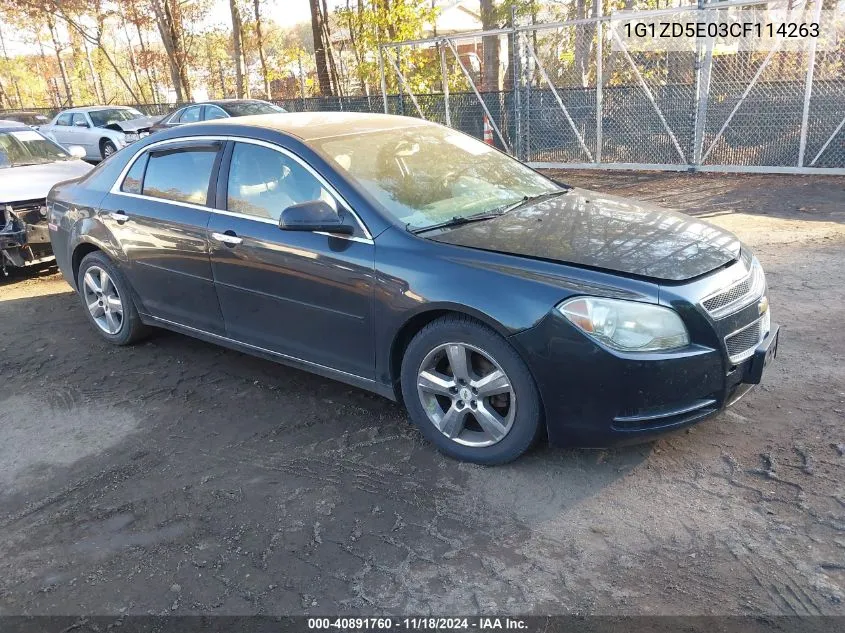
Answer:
444;133;493;156
9;130;44;142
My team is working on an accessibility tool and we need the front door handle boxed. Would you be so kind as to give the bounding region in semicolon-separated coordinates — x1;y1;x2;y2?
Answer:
110;210;130;224
211;231;243;246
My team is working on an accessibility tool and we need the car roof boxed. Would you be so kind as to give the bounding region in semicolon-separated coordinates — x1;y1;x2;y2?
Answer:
58;105;138;114
0;120;29;130
189;111;430;141
206;99;271;105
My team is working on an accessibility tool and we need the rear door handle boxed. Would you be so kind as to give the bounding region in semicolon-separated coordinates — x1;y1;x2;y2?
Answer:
211;231;243;246
110;210;129;224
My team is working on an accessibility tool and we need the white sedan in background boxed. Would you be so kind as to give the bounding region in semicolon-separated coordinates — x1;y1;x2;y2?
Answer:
40;106;160;161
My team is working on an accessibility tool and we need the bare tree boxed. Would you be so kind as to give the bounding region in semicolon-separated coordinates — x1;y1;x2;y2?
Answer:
149;0;191;101
309;0;332;95
480;0;499;91
128;0;159;102
45;12;73;105
253;0;271;98
228;0;244;98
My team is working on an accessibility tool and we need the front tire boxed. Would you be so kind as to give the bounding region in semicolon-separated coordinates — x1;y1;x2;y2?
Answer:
100;139;117;160
77;252;148;345
400;315;543;464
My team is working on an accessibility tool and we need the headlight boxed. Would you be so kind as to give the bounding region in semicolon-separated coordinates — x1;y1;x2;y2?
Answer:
557;297;690;352
124;132;139;142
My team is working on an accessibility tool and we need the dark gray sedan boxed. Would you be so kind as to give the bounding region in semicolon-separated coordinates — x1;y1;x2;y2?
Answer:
46;113;778;464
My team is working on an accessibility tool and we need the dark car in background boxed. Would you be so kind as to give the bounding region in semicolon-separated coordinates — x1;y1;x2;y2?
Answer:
0;111;52;128
46;113;779;464
150;99;286;133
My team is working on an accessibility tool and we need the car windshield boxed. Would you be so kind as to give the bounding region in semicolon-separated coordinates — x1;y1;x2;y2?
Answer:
221;101;286;116
311;125;559;230
88;108;144;128
0;128;71;168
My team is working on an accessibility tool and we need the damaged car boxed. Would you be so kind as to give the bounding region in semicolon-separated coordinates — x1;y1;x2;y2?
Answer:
1;120;92;275
40;106;160;161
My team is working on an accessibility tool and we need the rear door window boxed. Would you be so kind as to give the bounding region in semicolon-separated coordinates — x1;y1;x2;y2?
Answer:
56;113;72;126
141;145;219;205
179;106;202;123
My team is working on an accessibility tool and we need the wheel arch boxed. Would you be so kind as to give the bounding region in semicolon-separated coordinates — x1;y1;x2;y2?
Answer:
387;303;515;400
71;241;104;290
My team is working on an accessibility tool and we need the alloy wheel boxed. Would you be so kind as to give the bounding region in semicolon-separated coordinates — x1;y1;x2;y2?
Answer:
82;265;124;334
416;342;516;447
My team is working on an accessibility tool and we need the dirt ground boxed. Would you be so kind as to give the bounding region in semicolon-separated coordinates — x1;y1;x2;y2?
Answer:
0;171;844;617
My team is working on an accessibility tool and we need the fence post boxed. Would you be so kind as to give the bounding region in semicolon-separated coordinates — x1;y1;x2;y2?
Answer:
511;6;522;160
595;1;603;165
798;0;824;167
691;0;714;169
523;28;531;162
298;53;306;109
440;40;451;126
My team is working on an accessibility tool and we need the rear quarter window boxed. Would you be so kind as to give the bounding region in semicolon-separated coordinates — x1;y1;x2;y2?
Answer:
141;147;218;205
120;154;149;194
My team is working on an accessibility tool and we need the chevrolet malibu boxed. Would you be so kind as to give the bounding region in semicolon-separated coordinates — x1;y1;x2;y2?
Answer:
47;113;779;464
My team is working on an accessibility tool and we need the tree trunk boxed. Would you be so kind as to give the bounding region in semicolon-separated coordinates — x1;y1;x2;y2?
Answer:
229;0;245;98
150;0;191;101
253;0;271;98
82;39;102;102
129;0;159;103
0;25;12;108
36;37;59;107
480;0;499;92
321;0;341;96
120;12;147;103
346;0;367;94
47;15;73;106
309;0;332;95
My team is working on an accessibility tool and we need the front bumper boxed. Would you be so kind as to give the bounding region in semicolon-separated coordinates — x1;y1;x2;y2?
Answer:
1;202;53;269
510;310;779;448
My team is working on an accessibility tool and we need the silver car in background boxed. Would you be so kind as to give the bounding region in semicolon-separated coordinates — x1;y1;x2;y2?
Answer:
0;121;92;274
40;106;159;161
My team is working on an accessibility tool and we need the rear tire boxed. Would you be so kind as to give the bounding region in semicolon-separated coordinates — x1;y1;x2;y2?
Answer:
400;315;543;464
77;251;148;345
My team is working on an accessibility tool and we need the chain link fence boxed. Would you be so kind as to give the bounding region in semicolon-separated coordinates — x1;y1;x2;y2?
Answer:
378;0;844;174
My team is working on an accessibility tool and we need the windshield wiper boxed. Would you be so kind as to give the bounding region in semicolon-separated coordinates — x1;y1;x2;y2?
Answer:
494;188;572;215
409;210;505;235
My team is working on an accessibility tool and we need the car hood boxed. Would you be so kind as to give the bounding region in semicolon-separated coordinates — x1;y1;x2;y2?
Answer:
105;116;160;133
0;160;93;203
427;188;741;282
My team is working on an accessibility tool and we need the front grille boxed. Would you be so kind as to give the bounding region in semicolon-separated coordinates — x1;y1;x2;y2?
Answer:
701;259;765;319
725;312;769;364
703;275;752;313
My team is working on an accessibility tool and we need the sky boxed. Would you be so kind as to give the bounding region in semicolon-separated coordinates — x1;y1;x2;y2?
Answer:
203;0;347;30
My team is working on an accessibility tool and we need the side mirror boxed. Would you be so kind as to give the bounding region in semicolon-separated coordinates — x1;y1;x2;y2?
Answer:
74;120;89;128
67;145;86;159
279;200;354;235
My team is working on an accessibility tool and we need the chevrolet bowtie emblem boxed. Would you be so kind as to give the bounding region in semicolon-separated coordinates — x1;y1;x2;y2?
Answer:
758;296;769;315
